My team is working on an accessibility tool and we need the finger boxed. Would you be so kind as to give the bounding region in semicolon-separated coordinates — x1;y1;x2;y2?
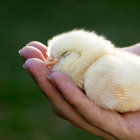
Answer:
19;46;46;61
123;43;140;56
50;102;117;140
48;72;127;138
50;102;68;120
23;58;116;140
27;41;48;59
22;57;69;122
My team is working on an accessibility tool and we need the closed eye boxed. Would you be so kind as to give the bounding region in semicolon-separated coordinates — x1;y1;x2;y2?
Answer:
61;51;70;58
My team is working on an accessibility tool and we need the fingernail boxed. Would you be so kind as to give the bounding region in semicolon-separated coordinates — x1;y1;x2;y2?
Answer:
22;64;27;69
47;75;52;80
19;49;26;60
19;50;22;56
19;50;24;57
47;74;57;86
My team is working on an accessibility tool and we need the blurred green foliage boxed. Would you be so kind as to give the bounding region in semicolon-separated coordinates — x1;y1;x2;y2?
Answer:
0;0;140;140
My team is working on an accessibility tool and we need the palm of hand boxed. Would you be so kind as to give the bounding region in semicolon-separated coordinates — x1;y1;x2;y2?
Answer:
19;42;140;140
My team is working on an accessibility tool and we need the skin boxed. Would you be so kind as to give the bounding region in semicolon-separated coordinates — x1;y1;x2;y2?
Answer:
19;42;140;140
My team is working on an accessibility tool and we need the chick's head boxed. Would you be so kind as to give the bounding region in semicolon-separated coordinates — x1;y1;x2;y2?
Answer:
47;30;86;61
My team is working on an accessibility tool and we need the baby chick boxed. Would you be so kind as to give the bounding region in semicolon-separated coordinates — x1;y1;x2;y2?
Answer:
46;30;140;112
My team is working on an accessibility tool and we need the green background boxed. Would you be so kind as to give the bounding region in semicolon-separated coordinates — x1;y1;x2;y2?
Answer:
0;0;140;140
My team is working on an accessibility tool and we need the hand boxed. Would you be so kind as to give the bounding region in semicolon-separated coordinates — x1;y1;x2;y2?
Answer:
19;42;140;140
121;43;140;55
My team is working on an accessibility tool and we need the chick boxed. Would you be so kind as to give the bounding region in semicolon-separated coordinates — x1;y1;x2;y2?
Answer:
46;30;140;112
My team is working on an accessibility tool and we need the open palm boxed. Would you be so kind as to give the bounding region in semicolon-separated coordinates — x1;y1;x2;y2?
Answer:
19;42;140;140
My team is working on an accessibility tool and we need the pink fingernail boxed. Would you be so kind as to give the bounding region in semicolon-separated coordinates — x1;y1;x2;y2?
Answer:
19;50;24;57
47;75;52;80
22;64;27;69
19;49;26;60
19;50;22;56
47;75;57;86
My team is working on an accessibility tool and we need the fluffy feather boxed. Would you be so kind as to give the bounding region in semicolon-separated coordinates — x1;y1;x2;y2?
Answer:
46;29;140;112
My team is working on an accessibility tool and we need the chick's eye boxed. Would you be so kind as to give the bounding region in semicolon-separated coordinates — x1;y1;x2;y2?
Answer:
61;51;70;58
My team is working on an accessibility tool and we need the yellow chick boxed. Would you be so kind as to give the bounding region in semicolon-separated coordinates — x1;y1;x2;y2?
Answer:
46;29;140;112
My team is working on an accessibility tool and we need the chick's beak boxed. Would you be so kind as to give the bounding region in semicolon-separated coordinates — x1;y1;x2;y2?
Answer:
45;56;57;66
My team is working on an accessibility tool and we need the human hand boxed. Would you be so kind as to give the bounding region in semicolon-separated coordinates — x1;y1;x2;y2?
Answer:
19;42;140;140
122;43;140;55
